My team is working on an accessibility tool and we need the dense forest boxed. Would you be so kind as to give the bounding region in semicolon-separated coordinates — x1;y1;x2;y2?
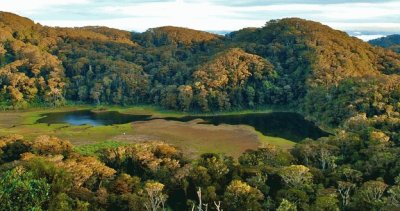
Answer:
1;12;400;210
2;113;400;210
2;12;400;122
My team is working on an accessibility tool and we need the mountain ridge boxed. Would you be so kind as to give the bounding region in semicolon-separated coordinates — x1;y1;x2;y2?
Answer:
369;34;400;53
1;11;400;126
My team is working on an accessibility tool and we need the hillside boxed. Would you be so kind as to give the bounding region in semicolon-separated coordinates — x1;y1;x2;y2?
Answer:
226;18;400;124
230;18;398;86
54;27;137;47
369;34;400;53
191;48;276;111
2;12;400;211
1;12;400;125
138;26;222;46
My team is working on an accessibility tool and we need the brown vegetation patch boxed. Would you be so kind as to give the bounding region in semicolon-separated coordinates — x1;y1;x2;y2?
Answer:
150;26;221;45
112;134;160;143
0;112;24;128
128;119;260;158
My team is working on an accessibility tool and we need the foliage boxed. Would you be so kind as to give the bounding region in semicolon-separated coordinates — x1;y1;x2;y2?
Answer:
0;167;50;210
143;181;168;211
0;118;399;210
74;141;128;156
2;11;400;211
279;165;313;188
223;180;264;211
277;199;297;211
2;12;399;114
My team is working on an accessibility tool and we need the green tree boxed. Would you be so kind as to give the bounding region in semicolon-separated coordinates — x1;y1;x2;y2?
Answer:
388;176;400;208
0;167;50;210
143;181;168;211
276;188;309;211
337;181;355;209
223;180;264;211
355;180;388;210
245;86;256;108
312;194;339;211
278;165;313;188
277;199;297;211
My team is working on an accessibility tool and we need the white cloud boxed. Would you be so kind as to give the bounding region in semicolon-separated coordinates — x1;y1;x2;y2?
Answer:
99;0;242;29
316;2;400;20
41;0;266;31
326;22;400;33
355;34;385;41
1;0;91;15
41;17;265;32
93;0;400;32
101;1;235;18
1;0;399;33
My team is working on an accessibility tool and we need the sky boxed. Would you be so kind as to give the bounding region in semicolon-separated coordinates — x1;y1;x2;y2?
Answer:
2;0;400;40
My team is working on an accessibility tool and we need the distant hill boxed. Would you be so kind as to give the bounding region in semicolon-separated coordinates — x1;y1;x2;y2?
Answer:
369;34;400;53
135;26;222;46
228;18;399;101
1;12;400;125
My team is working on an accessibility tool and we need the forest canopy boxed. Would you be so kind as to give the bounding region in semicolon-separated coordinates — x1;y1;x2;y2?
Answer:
0;13;400;126
1;11;400;211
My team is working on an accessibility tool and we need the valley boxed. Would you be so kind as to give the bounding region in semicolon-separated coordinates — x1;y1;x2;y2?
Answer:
1;10;400;211
0;106;302;158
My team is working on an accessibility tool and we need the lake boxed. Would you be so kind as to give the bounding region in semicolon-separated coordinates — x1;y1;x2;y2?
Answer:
36;110;152;126
37;110;329;142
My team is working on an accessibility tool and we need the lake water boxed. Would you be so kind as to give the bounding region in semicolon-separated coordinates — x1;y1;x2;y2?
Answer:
37;110;329;141
36;110;152;126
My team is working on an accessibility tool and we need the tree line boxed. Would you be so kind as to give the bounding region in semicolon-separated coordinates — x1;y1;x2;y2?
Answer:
1;12;399;119
1;110;400;211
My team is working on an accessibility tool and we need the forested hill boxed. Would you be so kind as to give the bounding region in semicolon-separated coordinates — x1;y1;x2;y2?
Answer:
1;12;400;125
4;12;400;211
136;26;222;46
369;34;400;53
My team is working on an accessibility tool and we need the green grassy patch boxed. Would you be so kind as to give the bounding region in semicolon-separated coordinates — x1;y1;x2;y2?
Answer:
0;105;298;158
95;105;185;118
92;104;291;118
257;132;296;150
74;141;129;156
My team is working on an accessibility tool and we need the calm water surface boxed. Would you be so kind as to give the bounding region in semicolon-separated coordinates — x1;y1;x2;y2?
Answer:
37;110;329;141
37;110;152;126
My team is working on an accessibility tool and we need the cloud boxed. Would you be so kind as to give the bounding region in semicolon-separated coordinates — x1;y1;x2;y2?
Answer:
326;22;400;33
1;0;91;15
1;0;399;34
93;0;400;32
225;1;400;21
204;0;398;7
354;34;386;41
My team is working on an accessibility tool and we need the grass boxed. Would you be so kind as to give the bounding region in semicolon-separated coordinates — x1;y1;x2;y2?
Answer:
256;131;295;150
185;105;294;116
91;105;186;118
0;107;134;145
128;119;263;158
0;105;297;158
92;104;293;118
74;141;128;156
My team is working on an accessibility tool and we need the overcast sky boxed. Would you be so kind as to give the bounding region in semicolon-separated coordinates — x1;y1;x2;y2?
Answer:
2;0;400;40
